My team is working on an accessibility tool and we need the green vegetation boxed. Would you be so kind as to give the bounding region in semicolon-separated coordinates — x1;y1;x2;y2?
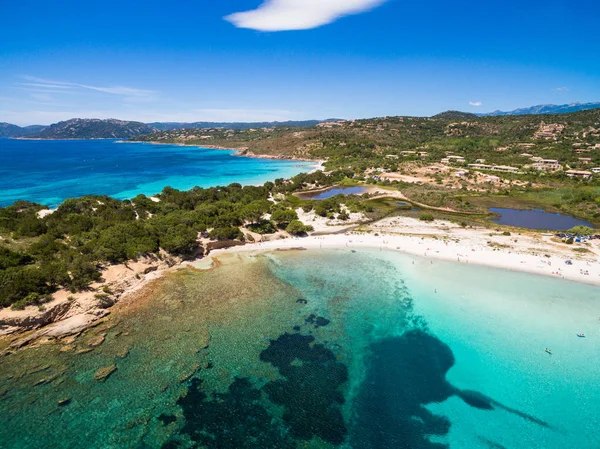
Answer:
3;108;600;309
0;171;374;309
286;220;314;236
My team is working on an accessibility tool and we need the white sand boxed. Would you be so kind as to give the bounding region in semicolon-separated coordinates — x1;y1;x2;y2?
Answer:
208;217;600;287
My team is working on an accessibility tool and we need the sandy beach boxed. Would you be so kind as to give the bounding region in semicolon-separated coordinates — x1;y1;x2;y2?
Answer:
1;215;598;347
207;217;600;287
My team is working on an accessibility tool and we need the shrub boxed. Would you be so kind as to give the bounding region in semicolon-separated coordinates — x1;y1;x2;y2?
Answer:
568;226;594;236
271;209;298;226
419;213;434;222
209;226;244;241
286;220;313;236
247;220;277;235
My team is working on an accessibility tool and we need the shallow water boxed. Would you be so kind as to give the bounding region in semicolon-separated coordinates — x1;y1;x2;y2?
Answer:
0;249;598;448
0;139;314;207
489;207;594;230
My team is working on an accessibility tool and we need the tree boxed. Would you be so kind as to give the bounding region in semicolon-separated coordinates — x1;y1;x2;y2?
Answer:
209;226;244;241
242;203;265;224
159;225;199;256
286;220;313;236
271;209;298;226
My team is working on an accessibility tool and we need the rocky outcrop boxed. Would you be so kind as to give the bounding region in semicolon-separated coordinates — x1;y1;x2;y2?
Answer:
94;364;117;382
0;300;74;336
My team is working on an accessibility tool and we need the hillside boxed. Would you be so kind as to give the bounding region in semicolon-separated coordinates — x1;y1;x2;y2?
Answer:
132;109;600;165
28;118;154;139
0;123;46;138
481;102;600;117
432;111;478;120
147;119;338;131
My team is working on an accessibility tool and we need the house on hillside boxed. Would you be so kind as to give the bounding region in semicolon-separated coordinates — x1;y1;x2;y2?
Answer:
565;170;593;179
532;159;562;172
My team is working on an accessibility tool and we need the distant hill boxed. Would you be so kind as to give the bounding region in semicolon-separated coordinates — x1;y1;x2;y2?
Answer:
479;102;600;117
431;111;478;120
0;118;343;139
0;123;46;138
27;118;155;139
147;119;341;131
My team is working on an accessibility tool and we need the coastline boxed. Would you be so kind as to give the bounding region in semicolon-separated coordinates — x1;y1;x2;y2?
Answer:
132;139;324;165
1;216;598;350
207;221;600;287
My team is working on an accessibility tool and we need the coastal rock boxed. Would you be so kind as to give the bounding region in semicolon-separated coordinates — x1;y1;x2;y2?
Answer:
44;311;110;338
60;344;75;353
88;334;106;347
94;364;117;382
76;348;94;355
0;300;73;335
57;398;71;407
61;335;78;345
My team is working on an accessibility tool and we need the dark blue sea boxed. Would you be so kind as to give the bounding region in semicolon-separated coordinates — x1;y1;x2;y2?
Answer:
0;138;315;207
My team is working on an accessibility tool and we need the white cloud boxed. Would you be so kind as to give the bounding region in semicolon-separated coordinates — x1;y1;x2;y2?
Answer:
469;101;482;107
553;87;569;94
225;0;387;31
18;76;157;100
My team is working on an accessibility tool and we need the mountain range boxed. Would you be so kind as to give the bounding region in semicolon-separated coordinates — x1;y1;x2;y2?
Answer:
478;101;600;117
1;102;599;139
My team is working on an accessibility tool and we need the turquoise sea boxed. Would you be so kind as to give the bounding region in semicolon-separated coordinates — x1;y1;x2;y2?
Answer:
0;138;315;207
0;249;598;448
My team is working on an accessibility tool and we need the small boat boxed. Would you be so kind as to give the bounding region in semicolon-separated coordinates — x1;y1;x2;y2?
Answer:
545;348;552;355
577;333;585;338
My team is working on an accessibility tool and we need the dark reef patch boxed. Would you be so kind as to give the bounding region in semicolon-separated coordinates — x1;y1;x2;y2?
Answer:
304;314;331;328
296;298;308;305
351;329;550;448
173;377;294;448
260;332;348;445
157;413;177;425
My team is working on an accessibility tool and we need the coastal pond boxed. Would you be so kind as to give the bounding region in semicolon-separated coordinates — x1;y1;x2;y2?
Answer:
297;186;369;200
489;207;595;230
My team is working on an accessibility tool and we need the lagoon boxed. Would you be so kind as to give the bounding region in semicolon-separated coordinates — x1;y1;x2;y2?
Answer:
490;207;594;230
299;186;369;200
0;138;315;208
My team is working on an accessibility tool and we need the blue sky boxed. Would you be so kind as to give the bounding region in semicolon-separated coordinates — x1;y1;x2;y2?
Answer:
1;0;599;125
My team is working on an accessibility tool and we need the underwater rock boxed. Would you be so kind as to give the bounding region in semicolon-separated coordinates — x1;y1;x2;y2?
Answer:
178;364;200;383
57;398;71;407
94;364;117;382
116;347;130;358
76;348;93;355
198;329;211;349
88;334;106;347
296;298;308;304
